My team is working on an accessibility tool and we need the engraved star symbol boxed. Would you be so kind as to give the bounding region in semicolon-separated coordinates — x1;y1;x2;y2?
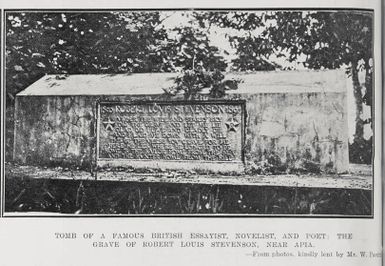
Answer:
102;118;115;131
225;117;240;132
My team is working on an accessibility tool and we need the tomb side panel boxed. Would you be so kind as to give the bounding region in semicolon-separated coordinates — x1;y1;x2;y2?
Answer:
242;92;348;173
13;96;96;168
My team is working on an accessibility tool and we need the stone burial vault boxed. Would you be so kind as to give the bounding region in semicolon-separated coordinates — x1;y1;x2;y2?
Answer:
13;70;349;175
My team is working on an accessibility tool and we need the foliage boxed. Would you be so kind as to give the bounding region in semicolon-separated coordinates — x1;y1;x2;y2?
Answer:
349;137;372;164
228;35;280;71
165;68;241;99
167;26;228;72
193;11;265;31
160;21;235;99
196;11;372;75
194;11;280;71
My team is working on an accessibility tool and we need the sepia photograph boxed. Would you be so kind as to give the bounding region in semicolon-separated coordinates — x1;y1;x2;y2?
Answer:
3;9;374;216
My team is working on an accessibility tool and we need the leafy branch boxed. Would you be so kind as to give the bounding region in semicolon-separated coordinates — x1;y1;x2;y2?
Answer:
165;68;242;100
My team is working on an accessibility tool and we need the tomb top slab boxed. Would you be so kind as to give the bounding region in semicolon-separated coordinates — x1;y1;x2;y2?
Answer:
17;70;347;96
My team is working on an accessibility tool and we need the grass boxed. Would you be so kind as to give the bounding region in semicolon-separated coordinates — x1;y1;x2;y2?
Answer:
4;174;371;215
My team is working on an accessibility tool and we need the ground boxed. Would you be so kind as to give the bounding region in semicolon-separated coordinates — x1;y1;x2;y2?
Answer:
4;163;372;216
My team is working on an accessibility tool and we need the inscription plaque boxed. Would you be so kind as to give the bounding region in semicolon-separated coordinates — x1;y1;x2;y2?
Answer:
97;101;245;172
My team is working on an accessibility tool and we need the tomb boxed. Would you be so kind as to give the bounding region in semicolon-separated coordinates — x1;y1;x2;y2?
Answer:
13;70;349;175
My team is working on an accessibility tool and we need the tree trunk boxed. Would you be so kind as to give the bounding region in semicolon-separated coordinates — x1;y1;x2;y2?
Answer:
364;60;373;128
351;61;364;142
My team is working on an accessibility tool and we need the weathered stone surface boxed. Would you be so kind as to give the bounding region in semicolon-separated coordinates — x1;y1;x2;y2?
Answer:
240;92;348;173
14;96;96;168
13;70;349;174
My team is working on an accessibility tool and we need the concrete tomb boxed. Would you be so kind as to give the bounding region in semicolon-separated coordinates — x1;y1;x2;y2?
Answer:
13;70;349;175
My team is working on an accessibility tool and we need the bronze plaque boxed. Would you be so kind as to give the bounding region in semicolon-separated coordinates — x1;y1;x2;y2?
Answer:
97;101;245;172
